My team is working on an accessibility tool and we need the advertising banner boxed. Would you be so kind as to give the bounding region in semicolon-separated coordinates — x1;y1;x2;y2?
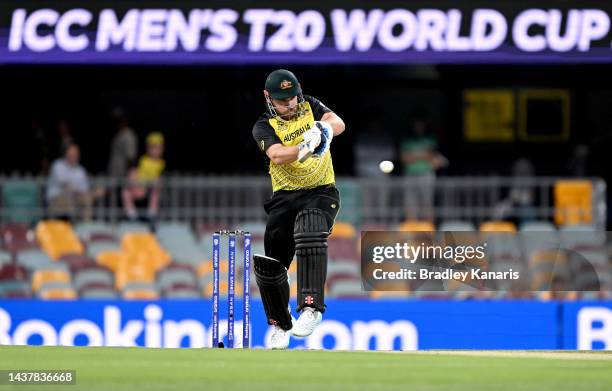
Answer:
0;299;580;350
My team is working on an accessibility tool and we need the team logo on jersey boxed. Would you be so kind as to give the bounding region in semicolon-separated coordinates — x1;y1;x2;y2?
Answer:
280;80;293;89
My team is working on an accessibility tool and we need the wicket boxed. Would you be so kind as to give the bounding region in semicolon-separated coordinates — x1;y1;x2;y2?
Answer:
212;230;251;348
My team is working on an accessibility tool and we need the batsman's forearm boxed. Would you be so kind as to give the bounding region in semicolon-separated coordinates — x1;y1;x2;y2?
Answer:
267;144;299;165
321;112;346;136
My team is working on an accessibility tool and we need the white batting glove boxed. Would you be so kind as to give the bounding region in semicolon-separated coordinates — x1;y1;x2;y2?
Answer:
297;127;322;162
313;121;333;157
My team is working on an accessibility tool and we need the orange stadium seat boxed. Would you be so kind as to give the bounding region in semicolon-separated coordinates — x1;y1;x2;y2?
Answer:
39;288;77;300
398;220;435;232
121;233;171;271
96;250;126;272
330;222;357;239
114;260;156;290
370;290;411;299
479;221;517;232
554;180;593;225
35;220;84;260
123;289;159;300
31;269;71;292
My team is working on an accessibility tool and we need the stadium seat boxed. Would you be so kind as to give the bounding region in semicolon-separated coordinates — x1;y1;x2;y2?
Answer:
3;224;38;254
115;261;156;290
1;180;41;223
118;222;150;237
519;221;556;232
60;254;98;271
479;221;517;232
121;232;171;271
74;222;116;242
329;222;357;239
96;250;125;272
334;179;361;226
73;266;114;291
559;224;605;251
528;249;569;290
37;280;74;291
35;220;84;260
485;232;522;259
520;221;560;256
573;260;608;292
123;288;159;300
123;281;159;299
89;232;118;242
327;277;367;298
164;287;200;298
0;264;28;281
38;287;77;300
80;288;118;299
16;249;56;270
328;238;359;261
171;250;208;266
77;281;116;294
0;280;32;298
157;221;193;236
370;290;411;299
398;220;435;232
0;249;11;261
554;180;593;225
327;260;360;279
157;265;197;292
1;223;30;243
31;269;71;292
439;220;476;231
88;241;120;259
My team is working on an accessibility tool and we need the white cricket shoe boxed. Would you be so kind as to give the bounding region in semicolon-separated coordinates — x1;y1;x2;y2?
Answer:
269;326;291;349
291;308;322;337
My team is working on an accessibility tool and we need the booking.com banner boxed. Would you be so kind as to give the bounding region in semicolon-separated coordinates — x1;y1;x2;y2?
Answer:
1;1;612;64
0;299;610;350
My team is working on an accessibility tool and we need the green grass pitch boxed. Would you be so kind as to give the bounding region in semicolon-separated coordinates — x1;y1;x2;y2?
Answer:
0;346;610;391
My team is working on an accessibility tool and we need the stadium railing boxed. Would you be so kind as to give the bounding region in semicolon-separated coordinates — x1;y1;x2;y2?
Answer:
0;175;606;229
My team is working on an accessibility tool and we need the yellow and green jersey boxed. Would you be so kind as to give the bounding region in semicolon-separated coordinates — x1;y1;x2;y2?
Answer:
252;95;336;192
137;155;165;182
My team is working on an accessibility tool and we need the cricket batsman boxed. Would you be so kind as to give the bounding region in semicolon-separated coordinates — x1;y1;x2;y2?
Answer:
252;69;346;349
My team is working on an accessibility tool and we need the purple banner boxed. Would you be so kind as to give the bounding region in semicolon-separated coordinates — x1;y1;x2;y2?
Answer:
1;4;612;64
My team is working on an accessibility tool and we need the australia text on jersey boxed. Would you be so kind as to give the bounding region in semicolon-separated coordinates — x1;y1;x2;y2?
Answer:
282;122;313;143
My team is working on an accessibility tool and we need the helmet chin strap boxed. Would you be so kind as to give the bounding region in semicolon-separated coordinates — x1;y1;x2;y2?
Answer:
266;94;305;121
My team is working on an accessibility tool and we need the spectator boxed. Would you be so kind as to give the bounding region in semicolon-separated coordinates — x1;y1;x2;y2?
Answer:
492;158;536;224
56;119;74;158
122;132;165;221
401;119;446;221
47;144;104;221
107;117;138;178
568;144;589;177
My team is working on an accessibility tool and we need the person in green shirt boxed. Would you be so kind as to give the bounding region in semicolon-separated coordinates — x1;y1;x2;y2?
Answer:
401;119;447;221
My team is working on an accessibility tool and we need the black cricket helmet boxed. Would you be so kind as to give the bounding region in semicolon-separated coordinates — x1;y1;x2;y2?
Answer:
264;69;305;118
